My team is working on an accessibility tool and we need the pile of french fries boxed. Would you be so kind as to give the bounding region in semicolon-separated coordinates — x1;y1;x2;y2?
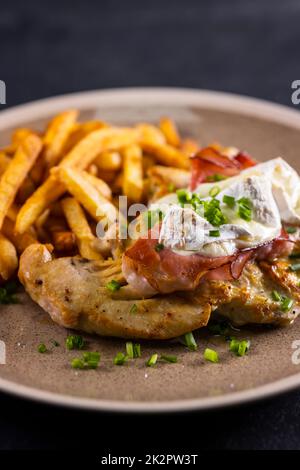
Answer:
0;110;200;283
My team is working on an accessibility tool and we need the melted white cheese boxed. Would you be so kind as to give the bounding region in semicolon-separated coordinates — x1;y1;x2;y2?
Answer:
194;157;300;224
156;175;282;257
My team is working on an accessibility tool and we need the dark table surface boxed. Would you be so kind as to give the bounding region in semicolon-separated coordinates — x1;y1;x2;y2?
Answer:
1;0;300;451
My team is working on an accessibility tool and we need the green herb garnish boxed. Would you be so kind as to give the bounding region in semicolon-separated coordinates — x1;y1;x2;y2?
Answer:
209;229;220;237
229;339;250;357
205;174;226;182
155;243;164;252
114;352;128;365
38;343;47;353
237;197;252;221
208;321;230;336
176;189;192;206
71;351;100;370
126;342;134;359
160;354;177;363
209;186;220;198
271;291;293;312
223;195;236;209
202;198;227;227
66;335;85;350
133;343;141;358
106;279;121;292
183;332;198;351
272;290;282;301
286;227;297;234
204;348;219;363
146;353;158;367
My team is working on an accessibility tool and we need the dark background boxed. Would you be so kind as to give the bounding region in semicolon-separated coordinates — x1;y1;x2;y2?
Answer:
1;0;300;451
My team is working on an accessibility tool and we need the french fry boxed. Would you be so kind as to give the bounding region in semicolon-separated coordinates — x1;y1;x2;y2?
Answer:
2;218;37;254
147;165;191;189
58;166;118;224
16;128;138;233
16;175;36;204
112;173;123;194
181;138;199;157
61;127;138;169
81;171;112;200
52;231;76;252
43;110;78;168
61;197;103;260
15;174;65;234
159;117;181;147
0;233;18;280
0;152;11;175
94;151;122;171
122;145;143;202
7;203;19;222
142;154;156;173
136;124;166;145
139;139;190;169
29;156;46;185
12;128;37;145
0;133;42;230
62;120;108;154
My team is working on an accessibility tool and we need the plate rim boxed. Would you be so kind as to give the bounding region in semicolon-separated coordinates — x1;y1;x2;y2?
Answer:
1;86;300;412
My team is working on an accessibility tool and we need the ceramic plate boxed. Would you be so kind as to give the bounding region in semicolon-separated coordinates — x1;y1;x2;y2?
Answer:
1;88;300;412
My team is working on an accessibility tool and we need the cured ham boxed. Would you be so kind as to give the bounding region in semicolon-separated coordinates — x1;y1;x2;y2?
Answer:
190;147;256;190
122;228;293;294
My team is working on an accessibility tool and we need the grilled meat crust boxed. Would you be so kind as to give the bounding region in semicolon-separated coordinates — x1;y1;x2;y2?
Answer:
18;244;211;339
18;244;300;339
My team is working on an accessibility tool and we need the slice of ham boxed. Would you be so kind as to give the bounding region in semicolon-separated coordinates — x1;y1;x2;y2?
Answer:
190;147;257;190
122;228;293;294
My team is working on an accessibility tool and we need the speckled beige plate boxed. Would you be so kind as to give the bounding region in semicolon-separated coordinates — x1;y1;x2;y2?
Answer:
1;88;300;412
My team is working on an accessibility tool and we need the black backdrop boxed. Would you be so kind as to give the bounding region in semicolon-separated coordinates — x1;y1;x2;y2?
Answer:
1;0;300;451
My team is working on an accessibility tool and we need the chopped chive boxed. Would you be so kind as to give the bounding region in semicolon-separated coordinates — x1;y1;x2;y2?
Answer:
133;343;141;358
146;353;158;367
82;351;100;369
38;343;47;353
286;227;297;234
106;279;121;292
202;198;227;226
66;335;85;350
209;229;220;237
71;352;100;369
206;174;226;182
290;263;300;272
229;339;250;357
126;342;134;359
176;189;191;206
183;332;198;351
209;186;220;198
160;354;177;363
237;197;252;221
168;183;175;193
204;348;219;363
155;243;164;252
272;290;282;302
281;297;293;312
129;303;138;314
223;195;236;208
289;252;300;259
71;358;85;369
114;352;128;365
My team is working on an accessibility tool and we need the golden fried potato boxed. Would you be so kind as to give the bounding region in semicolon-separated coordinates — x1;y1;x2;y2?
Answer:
94;151;122;171
43;110;78;168
0;233;18;280
122;145;143;202
0;133;42;230
140;139;190;169
159;117;181;147
61;197;103;260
